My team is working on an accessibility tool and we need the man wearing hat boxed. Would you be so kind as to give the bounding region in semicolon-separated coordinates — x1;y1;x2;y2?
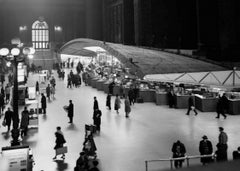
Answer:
199;135;213;165
215;127;228;161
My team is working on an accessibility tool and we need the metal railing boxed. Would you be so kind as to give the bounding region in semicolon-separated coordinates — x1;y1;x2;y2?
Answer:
145;154;216;171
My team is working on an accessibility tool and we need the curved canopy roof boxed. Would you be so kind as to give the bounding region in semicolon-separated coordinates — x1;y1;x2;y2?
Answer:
59;38;226;78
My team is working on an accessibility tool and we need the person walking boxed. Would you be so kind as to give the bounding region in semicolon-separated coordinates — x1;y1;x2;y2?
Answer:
128;87;135;106
108;81;115;95
93;96;99;111
199;135;213;165
50;85;55;99
93;109;102;132
171;140;186;169
67;100;74;123
216;95;227;119
186;93;198;115
41;93;47;114
35;81;39;95
5;84;11;104
4;107;13;131
67;75;71;88
0;93;4;116
114;94;121;114
216;127;228;161
46;84;51;101
20;106;30;137
53;126;66;160
124;96;131;118
106;94;111;110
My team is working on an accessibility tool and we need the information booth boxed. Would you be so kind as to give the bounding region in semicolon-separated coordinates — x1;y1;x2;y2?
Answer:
1;145;34;171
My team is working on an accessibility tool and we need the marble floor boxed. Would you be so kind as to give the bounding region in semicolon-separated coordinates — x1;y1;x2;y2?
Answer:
1;69;240;171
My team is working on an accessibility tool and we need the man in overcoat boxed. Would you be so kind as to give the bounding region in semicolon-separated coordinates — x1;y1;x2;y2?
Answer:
41;93;47;114
199;135;213;165
67;100;74;123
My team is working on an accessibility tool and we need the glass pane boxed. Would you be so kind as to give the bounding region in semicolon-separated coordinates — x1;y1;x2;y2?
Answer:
36;43;38;49
36;30;39;41
43;43;45;48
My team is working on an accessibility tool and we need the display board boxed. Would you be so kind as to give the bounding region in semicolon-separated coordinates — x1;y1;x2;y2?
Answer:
1;146;29;171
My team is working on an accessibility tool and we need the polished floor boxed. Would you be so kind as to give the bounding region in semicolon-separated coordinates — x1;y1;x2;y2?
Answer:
1;70;240;171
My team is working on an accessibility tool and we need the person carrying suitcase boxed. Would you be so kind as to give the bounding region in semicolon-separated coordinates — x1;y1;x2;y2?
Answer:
53;126;67;160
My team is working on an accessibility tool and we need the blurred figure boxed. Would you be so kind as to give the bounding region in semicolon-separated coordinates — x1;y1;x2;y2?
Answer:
171;140;186;169
124;96;131;118
20;107;30;137
186;93;198;115
199;135;213;165
93;96;99;111
53;126;66;160
67;100;74;123
216;95;227;119
93;109;102;132
233;147;240;160
75;152;89;171
4;107;13;131
41;93;47;114
89;160;100;171
106;94;111;110
215;127;228;162
114;94;121;114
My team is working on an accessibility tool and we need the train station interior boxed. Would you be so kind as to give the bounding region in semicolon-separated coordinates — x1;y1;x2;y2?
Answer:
0;0;240;171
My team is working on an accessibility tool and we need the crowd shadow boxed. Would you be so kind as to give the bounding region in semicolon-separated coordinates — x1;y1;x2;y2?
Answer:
66;123;78;131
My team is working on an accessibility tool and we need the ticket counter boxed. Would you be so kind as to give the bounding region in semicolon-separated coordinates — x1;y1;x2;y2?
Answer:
174;94;191;109
228;99;240;115
195;95;218;112
139;89;156;102
156;92;168;105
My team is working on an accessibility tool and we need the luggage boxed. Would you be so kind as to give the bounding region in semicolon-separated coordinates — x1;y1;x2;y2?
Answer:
56;146;68;155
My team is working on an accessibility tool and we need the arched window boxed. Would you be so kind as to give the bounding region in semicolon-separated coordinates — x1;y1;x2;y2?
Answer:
32;20;49;49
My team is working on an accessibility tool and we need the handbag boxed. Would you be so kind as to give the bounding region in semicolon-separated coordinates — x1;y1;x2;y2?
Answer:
2;120;6;127
56;146;68;155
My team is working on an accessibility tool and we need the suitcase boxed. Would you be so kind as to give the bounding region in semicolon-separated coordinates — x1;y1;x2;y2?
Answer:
56;146;68;155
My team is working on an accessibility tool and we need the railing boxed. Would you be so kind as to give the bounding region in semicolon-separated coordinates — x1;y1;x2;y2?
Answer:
145;154;216;171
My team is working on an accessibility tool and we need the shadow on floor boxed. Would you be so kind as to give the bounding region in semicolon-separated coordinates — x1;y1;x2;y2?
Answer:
54;159;69;171
66;124;78;131
1;131;11;140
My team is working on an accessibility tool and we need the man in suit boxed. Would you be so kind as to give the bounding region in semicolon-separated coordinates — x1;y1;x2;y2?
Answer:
93;96;99;111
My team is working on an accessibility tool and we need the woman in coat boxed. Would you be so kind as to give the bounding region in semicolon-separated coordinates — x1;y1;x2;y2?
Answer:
93;109;102;131
20;107;30;137
114;94;121;114
53;126;66;159
124;96;131;118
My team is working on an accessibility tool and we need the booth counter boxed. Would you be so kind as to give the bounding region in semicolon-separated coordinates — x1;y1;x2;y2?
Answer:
156;92;168;105
90;77;99;88
96;80;106;91
139;89;156;102
103;82;110;93
195;95;218;112
228;99;240;115
174;94;191;109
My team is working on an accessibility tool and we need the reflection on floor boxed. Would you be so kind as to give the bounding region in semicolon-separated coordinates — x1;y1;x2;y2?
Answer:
1;70;240;171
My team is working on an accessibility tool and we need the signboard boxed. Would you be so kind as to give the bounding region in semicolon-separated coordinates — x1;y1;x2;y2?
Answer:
1;146;29;171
